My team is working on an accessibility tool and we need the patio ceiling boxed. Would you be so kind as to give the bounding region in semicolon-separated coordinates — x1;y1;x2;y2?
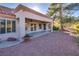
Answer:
25;18;50;23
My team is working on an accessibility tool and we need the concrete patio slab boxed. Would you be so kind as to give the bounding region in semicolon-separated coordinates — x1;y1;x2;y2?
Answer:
29;31;50;39
0;40;22;48
0;32;79;56
0;31;50;48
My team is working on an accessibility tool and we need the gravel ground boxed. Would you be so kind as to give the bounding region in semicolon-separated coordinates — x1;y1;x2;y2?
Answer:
0;32;79;56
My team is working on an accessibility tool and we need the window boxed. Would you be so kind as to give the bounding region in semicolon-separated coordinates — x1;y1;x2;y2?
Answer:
34;24;36;31
25;23;27;30
39;24;42;29
0;20;6;34
0;19;16;34
7;20;12;33
30;24;33;31
30;24;37;31
43;24;46;30
12;21;16;32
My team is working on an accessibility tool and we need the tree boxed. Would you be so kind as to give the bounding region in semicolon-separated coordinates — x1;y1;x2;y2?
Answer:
59;4;63;30
47;3;79;31
47;3;65;30
64;3;79;16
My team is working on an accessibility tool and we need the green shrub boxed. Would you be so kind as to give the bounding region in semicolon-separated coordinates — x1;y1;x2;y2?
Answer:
76;30;79;33
75;24;79;34
76;25;79;29
23;34;32;42
75;37;79;46
53;26;59;30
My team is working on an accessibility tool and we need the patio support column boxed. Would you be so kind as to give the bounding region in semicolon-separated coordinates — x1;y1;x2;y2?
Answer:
46;23;49;31
19;16;26;40
50;22;53;32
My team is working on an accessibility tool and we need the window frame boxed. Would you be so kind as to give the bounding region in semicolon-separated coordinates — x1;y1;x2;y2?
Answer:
0;19;16;34
7;20;12;33
39;24;42;29
0;19;6;34
12;20;16;32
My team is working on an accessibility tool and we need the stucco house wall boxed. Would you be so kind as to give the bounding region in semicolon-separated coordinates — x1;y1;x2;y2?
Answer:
0;4;53;40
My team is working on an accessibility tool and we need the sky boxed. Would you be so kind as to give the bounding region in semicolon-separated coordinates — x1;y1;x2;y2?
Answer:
0;3;50;14
0;3;79;16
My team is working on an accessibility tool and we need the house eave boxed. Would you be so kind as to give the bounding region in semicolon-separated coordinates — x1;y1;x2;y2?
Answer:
0;14;16;19
15;10;52;23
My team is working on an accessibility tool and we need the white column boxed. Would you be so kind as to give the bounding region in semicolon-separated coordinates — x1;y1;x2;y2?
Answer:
46;23;49;31
41;23;43;31
50;22;53;32
19;17;26;40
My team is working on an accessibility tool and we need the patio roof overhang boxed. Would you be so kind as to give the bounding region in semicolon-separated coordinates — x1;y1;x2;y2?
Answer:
15;10;53;23
15;4;53;23
0;14;16;19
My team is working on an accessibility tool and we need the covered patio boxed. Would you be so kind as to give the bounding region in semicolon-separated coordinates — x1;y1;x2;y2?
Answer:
0;4;53;48
25;18;51;34
15;4;53;40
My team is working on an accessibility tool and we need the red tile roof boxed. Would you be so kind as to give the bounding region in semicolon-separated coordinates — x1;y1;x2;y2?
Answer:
0;5;15;16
